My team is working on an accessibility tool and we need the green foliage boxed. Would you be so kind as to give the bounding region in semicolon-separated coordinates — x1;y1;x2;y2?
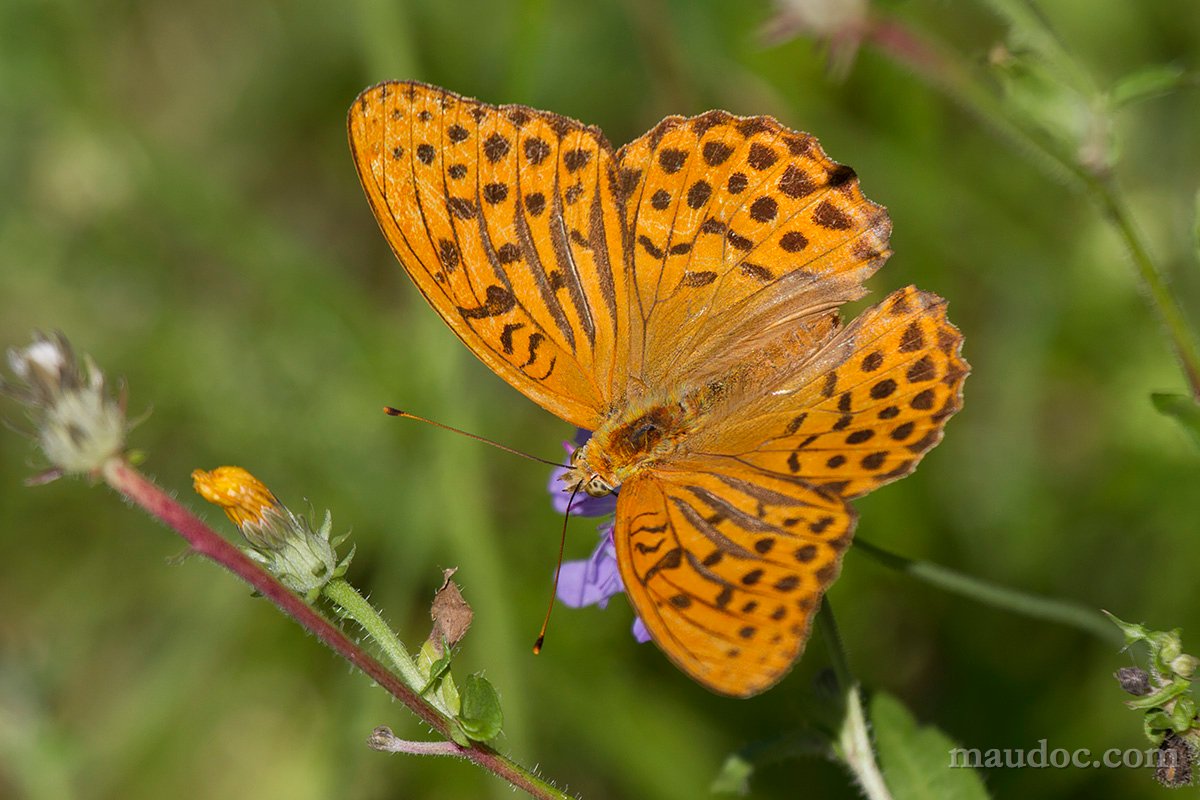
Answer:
457;674;504;745
1106;613;1200;753
1151;393;1200;451
710;730;830;795
1;0;1198;798
710;755;754;795
1110;65;1191;109
1195;188;1200;267
871;693;991;800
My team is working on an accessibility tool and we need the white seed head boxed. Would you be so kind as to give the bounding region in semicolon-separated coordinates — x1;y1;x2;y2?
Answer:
3;332;126;474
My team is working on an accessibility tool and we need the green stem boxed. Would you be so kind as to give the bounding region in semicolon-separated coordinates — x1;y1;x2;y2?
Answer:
321;579;435;706
975;0;1096;93
817;600;853;694
1088;178;1200;399
99;458;573;800
368;728;575;800
854;538;1121;645
840;686;893;800
867;15;1200;401
816;603;893;800
868;18;1080;187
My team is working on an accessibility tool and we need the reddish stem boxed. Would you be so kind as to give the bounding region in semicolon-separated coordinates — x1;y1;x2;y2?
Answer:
99;458;566;800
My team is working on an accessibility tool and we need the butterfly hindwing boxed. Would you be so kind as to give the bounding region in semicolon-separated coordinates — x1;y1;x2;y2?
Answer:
614;463;855;697
349;81;630;428
709;286;968;499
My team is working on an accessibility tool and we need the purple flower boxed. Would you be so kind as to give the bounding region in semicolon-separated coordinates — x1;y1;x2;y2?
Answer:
557;520;621;608
551;430;649;644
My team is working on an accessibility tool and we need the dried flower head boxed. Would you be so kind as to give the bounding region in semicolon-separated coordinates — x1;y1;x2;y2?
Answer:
192;466;353;601
1116;666;1152;696
429;568;473;655
761;0;870;77
1;331;127;478
1156;733;1195;788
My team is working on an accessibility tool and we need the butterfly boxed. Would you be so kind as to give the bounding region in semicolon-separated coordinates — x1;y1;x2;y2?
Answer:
348;81;968;697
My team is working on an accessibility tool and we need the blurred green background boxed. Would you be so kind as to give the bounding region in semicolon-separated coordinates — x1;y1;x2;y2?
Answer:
2;0;1198;798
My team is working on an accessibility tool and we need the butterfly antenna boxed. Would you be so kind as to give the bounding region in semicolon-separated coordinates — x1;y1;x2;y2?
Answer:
533;481;581;655
384;407;568;468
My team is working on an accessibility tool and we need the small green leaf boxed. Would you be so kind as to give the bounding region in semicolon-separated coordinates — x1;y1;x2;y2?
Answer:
438;671;461;717
710;730;830;795
448;722;471;748
1111;64;1188;108
871;692;991;800
1151;393;1200;451
1170;696;1196;732
1103;610;1153;645
710;754;753;796
419;650;452;695
457;674;503;743
1193;189;1200;268
416;639;460;714
992;49;1094;155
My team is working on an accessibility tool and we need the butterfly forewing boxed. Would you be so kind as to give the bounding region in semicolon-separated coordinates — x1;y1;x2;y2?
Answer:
349;81;629;428
614;112;892;388
615;464;855;697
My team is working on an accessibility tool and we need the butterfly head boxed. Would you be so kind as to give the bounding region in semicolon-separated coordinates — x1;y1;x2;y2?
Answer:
563;445;616;498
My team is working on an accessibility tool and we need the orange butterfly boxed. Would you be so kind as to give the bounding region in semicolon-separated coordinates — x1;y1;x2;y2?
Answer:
348;81;968;697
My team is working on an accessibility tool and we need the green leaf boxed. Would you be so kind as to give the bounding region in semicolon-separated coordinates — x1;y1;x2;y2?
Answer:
1194;189;1200;268
1111;64;1188;108
448;722;470;748
871;692;991;800
416;639;460;715
419;649;453;695
710;754;753;796
1151;393;1200;451
992;49;1094;155
710;730;830;795
457;674;503;743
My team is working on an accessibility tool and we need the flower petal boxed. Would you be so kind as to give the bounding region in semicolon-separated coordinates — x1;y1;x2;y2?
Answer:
556;523;622;608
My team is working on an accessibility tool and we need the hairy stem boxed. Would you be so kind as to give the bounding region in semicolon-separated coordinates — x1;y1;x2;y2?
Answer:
321;579;429;700
818;599;854;694
99;457;574;800
1089;178;1200;399
867;14;1200;400
817;603;893;800
854;538;1121;645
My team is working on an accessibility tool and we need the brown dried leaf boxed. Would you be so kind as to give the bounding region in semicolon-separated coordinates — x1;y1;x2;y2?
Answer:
428;568;472;655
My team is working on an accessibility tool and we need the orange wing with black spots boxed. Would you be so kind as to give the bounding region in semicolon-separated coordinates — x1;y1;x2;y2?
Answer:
607;284;964;695
614;463;855;697
351;82;969;698
704;286;968;499
613;112;892;388
349;81;630;429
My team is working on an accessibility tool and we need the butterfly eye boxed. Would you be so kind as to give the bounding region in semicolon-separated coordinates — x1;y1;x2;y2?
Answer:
585;475;613;497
